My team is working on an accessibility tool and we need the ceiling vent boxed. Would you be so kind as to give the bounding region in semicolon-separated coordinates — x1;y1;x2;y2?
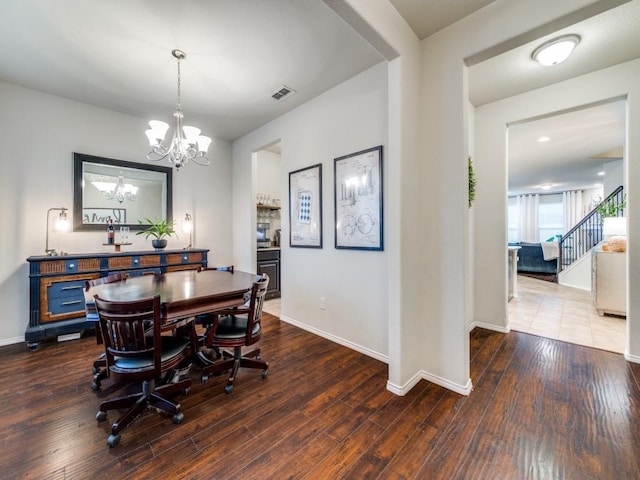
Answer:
271;85;296;101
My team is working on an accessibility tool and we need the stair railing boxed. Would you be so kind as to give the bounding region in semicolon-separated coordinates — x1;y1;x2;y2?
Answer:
558;186;624;273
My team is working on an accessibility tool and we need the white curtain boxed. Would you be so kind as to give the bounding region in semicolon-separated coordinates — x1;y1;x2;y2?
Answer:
563;190;583;232
517;194;539;242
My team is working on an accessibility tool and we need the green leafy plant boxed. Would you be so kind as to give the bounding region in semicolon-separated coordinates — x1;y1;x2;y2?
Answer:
136;218;177;240
468;156;476;208
596;195;626;218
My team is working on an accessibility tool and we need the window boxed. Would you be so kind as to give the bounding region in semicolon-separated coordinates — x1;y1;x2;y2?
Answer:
508;193;564;243
538;194;563;241
507;197;519;243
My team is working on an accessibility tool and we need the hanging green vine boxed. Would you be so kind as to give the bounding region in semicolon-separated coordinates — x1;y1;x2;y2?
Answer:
468;156;476;208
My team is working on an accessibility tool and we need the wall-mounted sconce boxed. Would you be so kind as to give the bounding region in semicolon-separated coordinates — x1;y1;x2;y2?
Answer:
45;207;70;256
182;213;193;250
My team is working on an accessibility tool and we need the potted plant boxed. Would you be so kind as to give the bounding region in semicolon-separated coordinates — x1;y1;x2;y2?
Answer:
596;195;626;219
136;217;176;249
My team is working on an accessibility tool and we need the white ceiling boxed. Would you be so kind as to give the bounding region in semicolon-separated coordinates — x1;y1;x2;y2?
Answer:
0;0;384;141
467;0;640;107
388;0;495;39
507;100;625;196
1;0;638;195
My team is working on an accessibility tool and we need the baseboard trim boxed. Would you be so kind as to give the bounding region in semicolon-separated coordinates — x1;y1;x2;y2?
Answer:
280;315;472;397
279;314;389;364
0;336;25;347
625;349;640;364
387;371;472;396
472;321;510;334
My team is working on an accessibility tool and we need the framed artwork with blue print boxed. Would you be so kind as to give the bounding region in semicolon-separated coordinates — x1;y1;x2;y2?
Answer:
289;163;322;248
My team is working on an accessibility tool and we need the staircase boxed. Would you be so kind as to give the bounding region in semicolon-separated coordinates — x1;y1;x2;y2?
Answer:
558;186;624;273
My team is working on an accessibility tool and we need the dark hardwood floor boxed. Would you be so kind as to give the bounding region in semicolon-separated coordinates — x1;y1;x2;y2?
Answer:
2;313;640;479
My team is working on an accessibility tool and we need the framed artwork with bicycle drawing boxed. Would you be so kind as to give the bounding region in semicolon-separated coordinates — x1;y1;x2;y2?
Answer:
334;146;383;251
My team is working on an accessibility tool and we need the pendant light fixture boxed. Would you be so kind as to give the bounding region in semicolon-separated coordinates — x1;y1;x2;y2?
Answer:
145;50;212;170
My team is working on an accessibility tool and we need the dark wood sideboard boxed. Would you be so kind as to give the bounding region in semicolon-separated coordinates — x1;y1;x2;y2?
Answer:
25;248;209;350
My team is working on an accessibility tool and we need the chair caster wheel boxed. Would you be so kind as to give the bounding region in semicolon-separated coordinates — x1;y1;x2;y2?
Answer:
224;384;234;394
96;410;107;422
91;381;101;391
201;375;209;383
182;387;190;396
261;369;268;379
172;412;184;424
107;433;120;448
256;354;262;360
92;366;100;375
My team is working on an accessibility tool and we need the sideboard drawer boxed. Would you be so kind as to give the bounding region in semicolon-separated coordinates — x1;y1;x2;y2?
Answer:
118;268;162;277
39;274;96;324
48;293;85;316
47;279;86;299
186;252;203;264
108;256;134;269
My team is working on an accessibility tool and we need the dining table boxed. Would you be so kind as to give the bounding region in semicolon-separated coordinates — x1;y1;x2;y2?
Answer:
85;269;257;327
85;268;257;388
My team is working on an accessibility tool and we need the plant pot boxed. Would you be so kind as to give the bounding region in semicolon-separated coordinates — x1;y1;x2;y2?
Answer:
152;239;168;250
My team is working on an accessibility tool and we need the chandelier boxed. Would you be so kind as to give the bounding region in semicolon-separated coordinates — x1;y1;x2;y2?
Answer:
145;49;212;170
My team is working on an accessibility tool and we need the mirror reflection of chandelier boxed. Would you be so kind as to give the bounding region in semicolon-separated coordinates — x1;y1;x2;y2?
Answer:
145;49;212;170
91;174;138;204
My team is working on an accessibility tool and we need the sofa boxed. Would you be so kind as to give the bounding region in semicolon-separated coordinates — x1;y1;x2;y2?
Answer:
509;242;558;274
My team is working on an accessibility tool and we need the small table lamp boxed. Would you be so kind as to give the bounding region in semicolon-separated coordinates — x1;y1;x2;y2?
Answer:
603;216;627;252
45;207;70;255
182;213;193;250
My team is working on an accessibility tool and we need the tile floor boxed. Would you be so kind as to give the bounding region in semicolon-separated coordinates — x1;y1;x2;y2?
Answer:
263;280;626;355
509;275;626;354
263;297;281;318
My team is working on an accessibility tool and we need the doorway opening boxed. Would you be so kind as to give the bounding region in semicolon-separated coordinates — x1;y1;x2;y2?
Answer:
256;141;282;316
506;99;627;354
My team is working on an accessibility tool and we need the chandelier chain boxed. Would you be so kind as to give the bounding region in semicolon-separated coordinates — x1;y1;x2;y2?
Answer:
176;56;181;111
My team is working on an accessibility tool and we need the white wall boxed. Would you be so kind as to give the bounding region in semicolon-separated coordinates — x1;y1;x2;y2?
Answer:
233;63;390;360
474;58;640;362
0;80;233;345
314;0;603;395
604;159;624;197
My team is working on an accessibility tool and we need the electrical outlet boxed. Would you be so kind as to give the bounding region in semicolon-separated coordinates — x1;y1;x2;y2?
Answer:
320;296;326;310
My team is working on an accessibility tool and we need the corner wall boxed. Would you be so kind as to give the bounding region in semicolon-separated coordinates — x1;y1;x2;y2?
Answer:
0;80;233;345
232;63;390;359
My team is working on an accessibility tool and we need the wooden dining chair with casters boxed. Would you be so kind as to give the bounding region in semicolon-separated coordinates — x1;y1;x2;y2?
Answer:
193;265;238;341
200;274;270;394
84;272;129;391
93;294;193;448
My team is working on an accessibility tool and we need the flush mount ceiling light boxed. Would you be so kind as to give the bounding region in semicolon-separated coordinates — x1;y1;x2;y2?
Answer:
145;50;212;170
537;136;550;143
532;34;580;66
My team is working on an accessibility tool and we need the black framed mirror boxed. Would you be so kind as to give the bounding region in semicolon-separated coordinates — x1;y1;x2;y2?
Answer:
73;152;173;231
